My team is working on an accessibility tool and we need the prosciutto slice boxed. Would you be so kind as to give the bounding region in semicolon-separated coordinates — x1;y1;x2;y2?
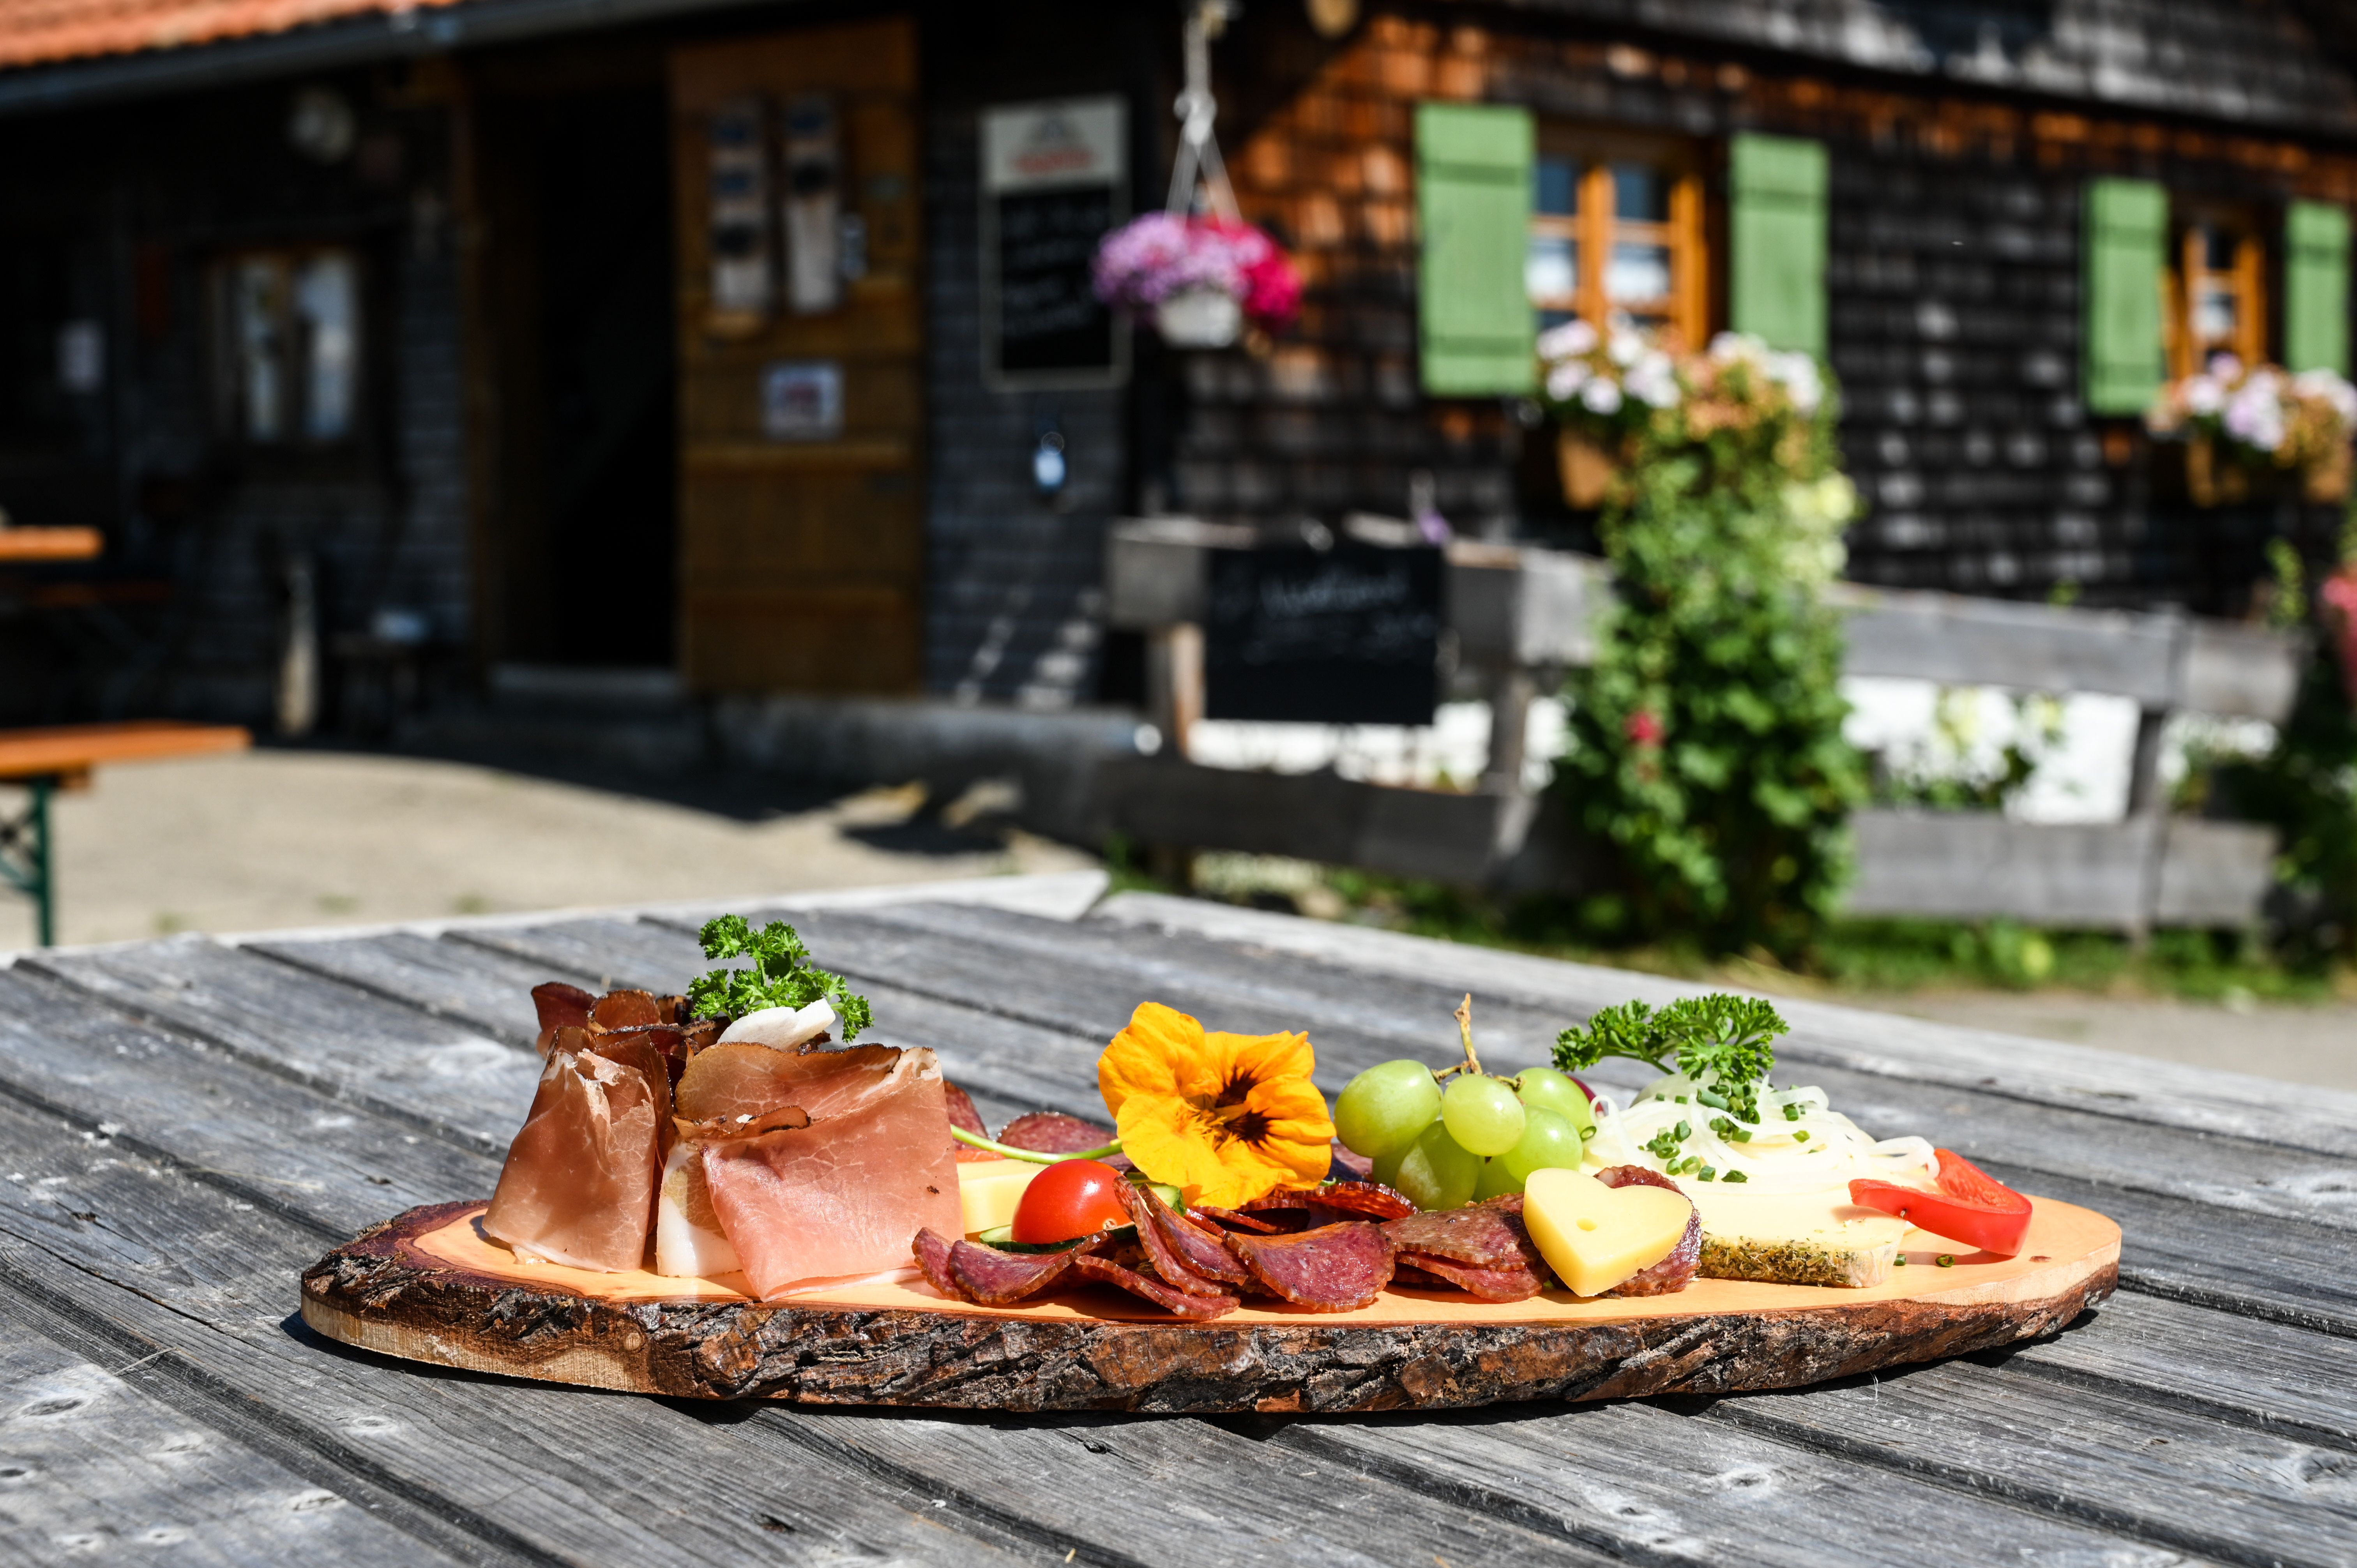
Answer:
700;1046;963;1299
676;1040;906;1125
530;983;595;1059
483;1045;664;1271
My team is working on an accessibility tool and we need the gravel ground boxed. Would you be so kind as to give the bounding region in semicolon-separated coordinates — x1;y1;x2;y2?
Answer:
2;745;1094;950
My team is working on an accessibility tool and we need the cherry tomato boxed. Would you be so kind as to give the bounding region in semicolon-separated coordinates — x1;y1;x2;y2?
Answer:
1850;1148;2033;1256
1011;1159;1131;1244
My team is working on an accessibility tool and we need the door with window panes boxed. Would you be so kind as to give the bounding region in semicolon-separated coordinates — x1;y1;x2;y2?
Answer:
1525;134;1707;346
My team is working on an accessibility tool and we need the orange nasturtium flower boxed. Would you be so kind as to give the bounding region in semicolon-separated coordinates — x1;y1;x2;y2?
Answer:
1097;1002;1335;1209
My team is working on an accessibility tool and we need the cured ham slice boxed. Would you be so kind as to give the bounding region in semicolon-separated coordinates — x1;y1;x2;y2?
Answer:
591;989;665;1030
1223;1221;1395;1311
483;1045;664;1271
700;1046;963;1299
675;1040;905;1125
530;983;595;1058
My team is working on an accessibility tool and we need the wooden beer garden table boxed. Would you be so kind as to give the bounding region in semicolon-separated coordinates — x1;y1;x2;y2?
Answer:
0;869;2348;1564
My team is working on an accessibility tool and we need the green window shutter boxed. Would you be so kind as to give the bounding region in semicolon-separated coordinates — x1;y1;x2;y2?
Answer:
1415;102;1534;396
1728;132;1828;357
2082;178;2167;414
2284;200;2351;376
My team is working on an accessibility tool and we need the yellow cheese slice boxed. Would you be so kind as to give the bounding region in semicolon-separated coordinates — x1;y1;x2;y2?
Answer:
1673;1181;1911;1287
957;1159;1044;1236
1523;1167;1695;1297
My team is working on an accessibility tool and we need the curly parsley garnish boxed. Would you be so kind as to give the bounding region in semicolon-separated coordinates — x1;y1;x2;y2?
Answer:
1551;994;1788;1123
686;915;873;1041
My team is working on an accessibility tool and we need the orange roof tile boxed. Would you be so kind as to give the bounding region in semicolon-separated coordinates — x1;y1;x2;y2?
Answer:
0;0;469;72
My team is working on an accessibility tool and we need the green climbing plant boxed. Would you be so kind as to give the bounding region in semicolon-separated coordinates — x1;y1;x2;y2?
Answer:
1542;328;1868;961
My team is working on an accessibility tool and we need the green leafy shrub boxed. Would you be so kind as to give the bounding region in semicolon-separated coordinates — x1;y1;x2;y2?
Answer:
1548;332;1868;962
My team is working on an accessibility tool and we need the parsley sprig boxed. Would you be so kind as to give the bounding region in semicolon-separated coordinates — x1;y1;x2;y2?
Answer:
1551;994;1788;1123
686;915;873;1041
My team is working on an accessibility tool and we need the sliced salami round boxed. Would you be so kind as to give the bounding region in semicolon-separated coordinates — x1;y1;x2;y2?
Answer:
947;1238;1084;1305
1188;1204;1283;1234
995;1112;1114;1153
1380;1202;1541;1271
1071;1254;1237;1321
1223;1221;1395;1312
1613;1208;1701;1296
1118;1185;1234;1296
911;1227;963;1300
1394;1251;1545;1303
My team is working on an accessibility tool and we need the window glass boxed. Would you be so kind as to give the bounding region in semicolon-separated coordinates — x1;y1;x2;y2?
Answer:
295;253;358;441
1611;164;1668;222
1526;235;1577;305
232;258;288;442
1606;242;1672;304
1535;157;1579;217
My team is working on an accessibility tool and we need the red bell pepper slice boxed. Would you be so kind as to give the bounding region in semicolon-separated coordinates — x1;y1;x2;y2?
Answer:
1848;1149;2032;1256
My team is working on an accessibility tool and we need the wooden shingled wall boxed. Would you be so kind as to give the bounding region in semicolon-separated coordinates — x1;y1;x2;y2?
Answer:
668;19;925;694
1193;9;2357;610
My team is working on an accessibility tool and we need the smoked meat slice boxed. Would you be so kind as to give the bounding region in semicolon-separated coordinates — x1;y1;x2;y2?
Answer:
1394;1252;1545;1303
1119;1184;1242;1295
1223;1221;1394;1311
1072;1254;1237;1320
947;1238;1085;1304
995;1111;1113;1154
1381;1202;1539;1271
484;1048;663;1271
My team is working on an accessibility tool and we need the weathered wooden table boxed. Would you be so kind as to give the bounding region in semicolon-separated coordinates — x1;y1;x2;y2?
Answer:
1;869;2350;1565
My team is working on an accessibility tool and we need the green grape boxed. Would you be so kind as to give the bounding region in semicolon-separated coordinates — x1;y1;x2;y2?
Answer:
1391;1121;1480;1211
1333;1059;1444;1158
1499;1106;1584;1182
1440;1073;1525;1157
1369;1141;1411;1190
1472;1154;1524;1201
1514;1067;1597;1140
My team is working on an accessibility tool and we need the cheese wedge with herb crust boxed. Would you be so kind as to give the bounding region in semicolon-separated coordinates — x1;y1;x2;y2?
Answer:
1674;1182;1911;1287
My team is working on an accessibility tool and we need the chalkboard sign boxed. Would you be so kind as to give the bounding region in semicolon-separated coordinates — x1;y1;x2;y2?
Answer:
981;98;1127;390
1204;546;1443;725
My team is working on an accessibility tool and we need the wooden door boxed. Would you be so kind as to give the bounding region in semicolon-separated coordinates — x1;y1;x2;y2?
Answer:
670;18;922;693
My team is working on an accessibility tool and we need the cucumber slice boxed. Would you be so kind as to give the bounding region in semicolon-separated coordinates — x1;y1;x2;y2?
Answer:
972;1224;1138;1254
1148;1182;1186;1213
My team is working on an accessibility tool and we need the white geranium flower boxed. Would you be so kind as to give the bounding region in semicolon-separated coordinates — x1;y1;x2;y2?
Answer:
1545;360;1591;401
2206;352;2244;383
1608;331;1644;367
1536;320;1599;360
2294;367;2357;421
1709;330;1767;364
2182;375;2224;416
1627;351;1680;408
1580;378;1625;415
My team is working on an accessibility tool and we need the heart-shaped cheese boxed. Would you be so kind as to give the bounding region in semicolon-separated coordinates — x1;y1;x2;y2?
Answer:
1523;1167;1695;1296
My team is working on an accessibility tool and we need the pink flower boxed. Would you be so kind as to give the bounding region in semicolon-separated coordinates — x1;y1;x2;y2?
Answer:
1092;214;1301;332
1624;710;1664;746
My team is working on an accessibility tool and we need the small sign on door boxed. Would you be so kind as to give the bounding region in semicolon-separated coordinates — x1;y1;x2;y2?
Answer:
762;359;843;440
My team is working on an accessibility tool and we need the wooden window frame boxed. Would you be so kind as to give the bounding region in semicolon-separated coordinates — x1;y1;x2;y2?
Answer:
1527;129;1709;348
2165;207;2267;378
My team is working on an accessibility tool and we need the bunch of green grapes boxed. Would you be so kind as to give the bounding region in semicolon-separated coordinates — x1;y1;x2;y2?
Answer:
1333;1059;1597;1210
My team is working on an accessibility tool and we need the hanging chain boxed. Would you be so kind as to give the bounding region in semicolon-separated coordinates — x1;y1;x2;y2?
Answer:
1164;0;1241;221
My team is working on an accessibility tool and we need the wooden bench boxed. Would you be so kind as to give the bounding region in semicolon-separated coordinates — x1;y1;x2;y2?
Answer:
1100;520;2307;932
0;721;251;946
0;527;102;563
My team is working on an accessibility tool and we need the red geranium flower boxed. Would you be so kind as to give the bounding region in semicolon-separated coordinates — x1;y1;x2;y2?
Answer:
1624;710;1664;746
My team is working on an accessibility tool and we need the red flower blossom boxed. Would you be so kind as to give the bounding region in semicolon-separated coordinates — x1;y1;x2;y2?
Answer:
1624;710;1664;746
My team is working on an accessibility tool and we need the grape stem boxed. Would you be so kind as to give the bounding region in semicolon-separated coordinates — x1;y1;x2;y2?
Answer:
1453;994;1483;1075
951;1126;1123;1164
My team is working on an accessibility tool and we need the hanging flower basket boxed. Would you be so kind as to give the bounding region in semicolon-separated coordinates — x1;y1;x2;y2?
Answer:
2148;355;2357;506
1092;214;1301;349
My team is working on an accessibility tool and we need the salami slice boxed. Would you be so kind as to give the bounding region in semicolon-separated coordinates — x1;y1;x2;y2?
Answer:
1326;1140;1374;1182
1594;1164;1678;1192
995;1112;1113;1153
911;1227;963;1300
1395;1251;1545;1303
1223;1221;1395;1312
1189;1204;1283;1234
1380;1202;1541;1271
1071;1254;1237;1319
947;1238;1084;1304
1124;1183;1251;1289
944;1081;997;1163
1300;1180;1415;1222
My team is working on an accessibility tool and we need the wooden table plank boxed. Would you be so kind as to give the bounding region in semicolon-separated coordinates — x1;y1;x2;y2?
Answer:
23;938;541;1155
1092;893;2357;1156
444;917;701;994
0;1314;457;1567
1700;1356;2356;1568
1261;1398;2196;1568
0;1095;1051;1568
243;931;601;1050
0;967;505;1236
0;721;249;781
763;904;2357;1236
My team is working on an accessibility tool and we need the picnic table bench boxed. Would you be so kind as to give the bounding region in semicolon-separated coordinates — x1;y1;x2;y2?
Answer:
0;867;2349;1565
0;720;251;946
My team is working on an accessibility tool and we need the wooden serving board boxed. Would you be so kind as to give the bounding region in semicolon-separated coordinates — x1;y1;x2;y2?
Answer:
300;1197;2119;1413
